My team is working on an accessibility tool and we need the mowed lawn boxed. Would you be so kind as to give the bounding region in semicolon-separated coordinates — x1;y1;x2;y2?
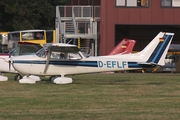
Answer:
0;73;180;120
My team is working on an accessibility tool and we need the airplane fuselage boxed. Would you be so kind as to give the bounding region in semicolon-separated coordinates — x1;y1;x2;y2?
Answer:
12;54;145;76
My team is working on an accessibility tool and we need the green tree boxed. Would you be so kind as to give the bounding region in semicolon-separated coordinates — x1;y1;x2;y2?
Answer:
0;0;69;31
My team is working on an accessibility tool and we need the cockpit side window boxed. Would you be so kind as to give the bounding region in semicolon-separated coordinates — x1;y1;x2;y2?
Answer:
50;51;81;60
67;52;82;60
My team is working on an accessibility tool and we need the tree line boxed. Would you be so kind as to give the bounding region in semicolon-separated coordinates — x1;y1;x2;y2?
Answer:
0;0;69;31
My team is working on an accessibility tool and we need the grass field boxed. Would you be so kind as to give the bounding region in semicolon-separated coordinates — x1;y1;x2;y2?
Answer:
0;73;180;120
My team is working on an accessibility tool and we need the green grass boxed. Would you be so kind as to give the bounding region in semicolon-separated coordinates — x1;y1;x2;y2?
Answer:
0;73;180;120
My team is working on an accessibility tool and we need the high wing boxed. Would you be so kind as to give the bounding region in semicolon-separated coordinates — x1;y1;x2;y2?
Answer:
11;32;174;84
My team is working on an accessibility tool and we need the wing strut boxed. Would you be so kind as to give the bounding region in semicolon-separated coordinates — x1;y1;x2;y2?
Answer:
43;50;51;74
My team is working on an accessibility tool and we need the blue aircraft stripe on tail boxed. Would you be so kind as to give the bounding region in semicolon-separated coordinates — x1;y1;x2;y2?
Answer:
147;35;172;63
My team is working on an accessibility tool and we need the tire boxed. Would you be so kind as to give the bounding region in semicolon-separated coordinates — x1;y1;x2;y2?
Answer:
14;74;22;81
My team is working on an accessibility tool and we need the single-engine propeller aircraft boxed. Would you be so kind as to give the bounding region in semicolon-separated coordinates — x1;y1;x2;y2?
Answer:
0;39;135;82
11;32;174;84
0;42;42;81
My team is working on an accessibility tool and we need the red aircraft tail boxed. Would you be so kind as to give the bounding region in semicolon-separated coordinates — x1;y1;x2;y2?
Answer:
107;38;136;55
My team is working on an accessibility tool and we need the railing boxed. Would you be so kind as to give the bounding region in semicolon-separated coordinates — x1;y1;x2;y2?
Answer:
56;5;99;56
57;6;100;21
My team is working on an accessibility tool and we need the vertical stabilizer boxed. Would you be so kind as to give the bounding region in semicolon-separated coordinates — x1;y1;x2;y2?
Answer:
138;32;174;66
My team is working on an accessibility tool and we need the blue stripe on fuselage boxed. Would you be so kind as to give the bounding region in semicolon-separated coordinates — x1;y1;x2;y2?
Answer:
13;60;98;67
128;62;139;68
49;61;98;67
13;60;152;69
128;62;154;68
13;60;46;64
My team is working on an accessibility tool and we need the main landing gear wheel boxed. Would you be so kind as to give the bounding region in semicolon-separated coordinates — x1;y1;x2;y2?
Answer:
49;76;59;82
14;74;22;81
49;76;60;82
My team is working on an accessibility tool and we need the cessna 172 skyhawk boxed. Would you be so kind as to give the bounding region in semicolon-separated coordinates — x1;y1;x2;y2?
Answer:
0;39;134;82
11;32;174;84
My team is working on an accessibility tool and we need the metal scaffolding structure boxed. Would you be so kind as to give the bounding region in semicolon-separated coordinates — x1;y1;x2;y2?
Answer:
55;6;100;56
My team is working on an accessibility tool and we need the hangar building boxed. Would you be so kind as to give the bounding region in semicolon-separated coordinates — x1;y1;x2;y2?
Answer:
66;0;180;56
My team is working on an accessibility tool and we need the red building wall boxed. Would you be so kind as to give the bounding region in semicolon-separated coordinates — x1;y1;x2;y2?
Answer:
100;0;180;55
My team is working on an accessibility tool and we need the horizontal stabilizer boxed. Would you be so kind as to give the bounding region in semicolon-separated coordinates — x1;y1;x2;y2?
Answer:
138;62;158;66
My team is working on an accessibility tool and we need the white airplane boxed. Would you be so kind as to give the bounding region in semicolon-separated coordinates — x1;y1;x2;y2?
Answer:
0;42;42;81
11;32;174;84
0;39;135;82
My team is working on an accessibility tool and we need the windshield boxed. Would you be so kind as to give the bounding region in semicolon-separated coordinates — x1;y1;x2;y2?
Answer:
50;51;81;60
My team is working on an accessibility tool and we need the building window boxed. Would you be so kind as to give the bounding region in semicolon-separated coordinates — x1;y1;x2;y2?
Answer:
116;0;148;7
161;0;180;7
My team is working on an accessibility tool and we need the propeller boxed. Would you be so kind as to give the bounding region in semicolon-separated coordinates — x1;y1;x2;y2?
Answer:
8;54;11;71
